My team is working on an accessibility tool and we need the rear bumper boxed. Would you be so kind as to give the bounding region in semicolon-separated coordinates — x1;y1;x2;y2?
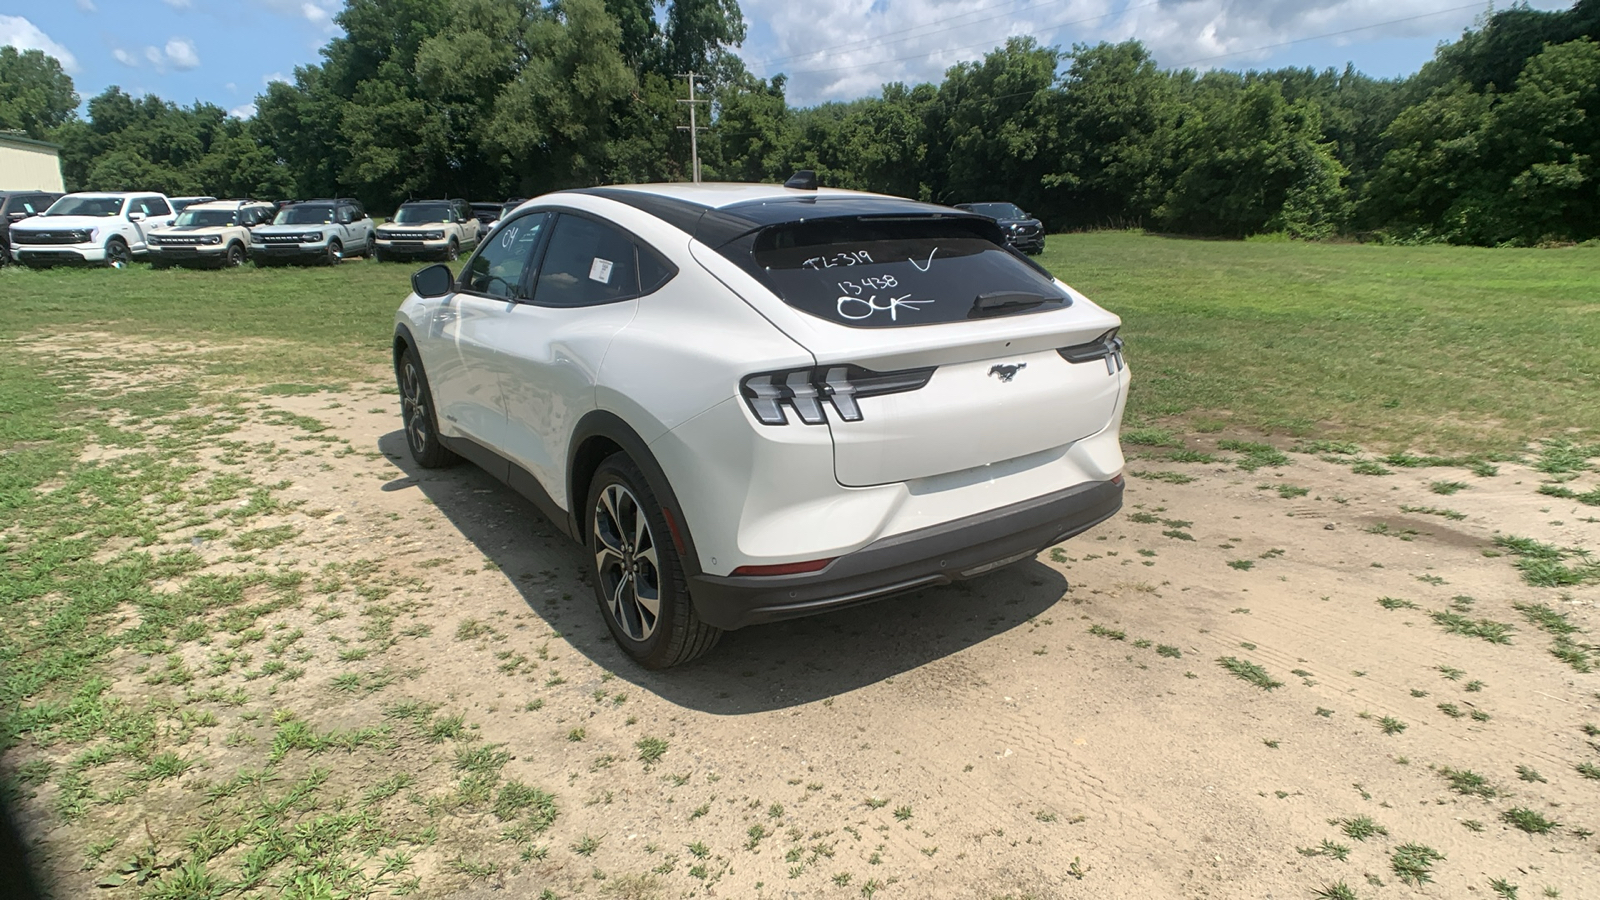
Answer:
688;478;1121;630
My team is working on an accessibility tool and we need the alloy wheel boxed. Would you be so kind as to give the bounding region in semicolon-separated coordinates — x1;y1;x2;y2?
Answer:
400;361;431;455
107;242;130;268
593;484;661;642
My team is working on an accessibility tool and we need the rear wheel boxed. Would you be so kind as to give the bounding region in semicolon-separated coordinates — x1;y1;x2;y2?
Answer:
225;243;246;268
105;239;131;269
395;344;458;469
325;239;343;266
587;455;721;669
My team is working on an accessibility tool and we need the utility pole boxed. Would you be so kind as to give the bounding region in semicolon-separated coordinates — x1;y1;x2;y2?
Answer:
676;71;708;183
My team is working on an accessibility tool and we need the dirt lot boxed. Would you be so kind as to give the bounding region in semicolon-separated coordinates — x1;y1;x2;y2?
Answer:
5;335;1599;900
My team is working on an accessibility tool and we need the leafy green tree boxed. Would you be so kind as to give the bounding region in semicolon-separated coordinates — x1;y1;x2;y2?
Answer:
1157;79;1348;238
0;47;77;139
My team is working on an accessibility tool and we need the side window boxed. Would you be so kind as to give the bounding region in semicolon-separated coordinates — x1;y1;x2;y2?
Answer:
462;212;548;300
141;197;172;216
531;215;642;308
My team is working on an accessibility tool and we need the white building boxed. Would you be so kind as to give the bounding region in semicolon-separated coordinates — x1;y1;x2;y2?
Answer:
0;133;65;192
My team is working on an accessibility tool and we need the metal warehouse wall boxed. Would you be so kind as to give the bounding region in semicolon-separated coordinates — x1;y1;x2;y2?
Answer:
0;138;66;192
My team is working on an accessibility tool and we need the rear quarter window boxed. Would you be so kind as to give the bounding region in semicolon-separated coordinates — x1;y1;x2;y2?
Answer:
745;218;1068;327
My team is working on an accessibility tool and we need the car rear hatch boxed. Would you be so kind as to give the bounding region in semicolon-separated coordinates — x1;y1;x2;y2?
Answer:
698;209;1125;487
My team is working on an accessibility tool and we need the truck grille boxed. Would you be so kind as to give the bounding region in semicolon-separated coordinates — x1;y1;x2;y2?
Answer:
383;231;435;241
156;235;206;245
13;230;88;245
261;234;307;244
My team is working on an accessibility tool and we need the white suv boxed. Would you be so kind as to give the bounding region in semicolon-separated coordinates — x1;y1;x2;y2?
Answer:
250;198;374;265
10;192;176;268
394;180;1128;668
148;200;277;269
374;198;481;262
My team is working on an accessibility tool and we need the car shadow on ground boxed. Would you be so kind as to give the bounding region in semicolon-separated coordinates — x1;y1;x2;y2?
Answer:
377;431;1067;715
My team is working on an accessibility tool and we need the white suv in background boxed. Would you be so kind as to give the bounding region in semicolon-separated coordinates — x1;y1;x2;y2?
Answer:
250;198;374;266
10;192;176;268
374;198;481;262
148;200;277;269
394;179;1128;668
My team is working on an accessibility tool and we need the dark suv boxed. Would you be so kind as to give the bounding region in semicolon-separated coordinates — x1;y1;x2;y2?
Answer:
953;202;1045;255
0;191;63;265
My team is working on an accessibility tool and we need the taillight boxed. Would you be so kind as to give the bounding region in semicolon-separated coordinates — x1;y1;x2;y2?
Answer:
740;364;936;426
1058;329;1125;373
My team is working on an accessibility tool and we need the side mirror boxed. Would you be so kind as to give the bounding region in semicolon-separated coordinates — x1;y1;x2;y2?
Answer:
412;264;454;298
128;211;146;222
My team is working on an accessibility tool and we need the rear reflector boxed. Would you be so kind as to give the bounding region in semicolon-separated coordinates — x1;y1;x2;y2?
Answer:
730;558;836;577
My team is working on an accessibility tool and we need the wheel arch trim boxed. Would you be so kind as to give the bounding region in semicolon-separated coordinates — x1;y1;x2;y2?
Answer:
568;410;704;579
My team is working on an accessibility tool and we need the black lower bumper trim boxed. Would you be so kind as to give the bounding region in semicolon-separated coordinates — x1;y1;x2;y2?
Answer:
689;478;1122;630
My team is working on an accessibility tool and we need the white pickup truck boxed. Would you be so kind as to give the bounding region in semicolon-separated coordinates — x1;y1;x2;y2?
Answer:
9;192;177;268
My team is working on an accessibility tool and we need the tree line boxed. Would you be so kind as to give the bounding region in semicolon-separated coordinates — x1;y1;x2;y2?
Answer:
1;0;1596;245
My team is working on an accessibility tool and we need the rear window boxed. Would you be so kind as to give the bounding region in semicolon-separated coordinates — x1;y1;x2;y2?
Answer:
746;218;1068;327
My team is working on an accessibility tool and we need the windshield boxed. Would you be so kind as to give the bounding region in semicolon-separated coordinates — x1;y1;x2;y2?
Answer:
964;203;1025;219
744;217;1068;328
275;205;335;225
171;198;212;212
45;196;124;218
393;204;450;225
176;209;237;228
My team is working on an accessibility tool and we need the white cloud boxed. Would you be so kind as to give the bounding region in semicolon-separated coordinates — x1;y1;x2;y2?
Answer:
229;102;257;119
116;37;202;73
263;71;290;85
162;0;194;8
76;0;97;12
253;0;341;33
0;14;79;72
164;37;200;70
737;0;1563;104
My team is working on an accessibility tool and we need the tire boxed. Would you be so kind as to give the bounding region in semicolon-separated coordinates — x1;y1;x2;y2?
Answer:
225;243;246;268
395;343;459;469
587;454;721;669
445;238;459;261
373;249;387;263
325;239;343;266
105;238;131;269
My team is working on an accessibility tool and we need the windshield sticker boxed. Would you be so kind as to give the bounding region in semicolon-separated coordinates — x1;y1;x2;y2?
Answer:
802;250;874;269
498;226;521;248
909;247;938;272
836;294;932;322
588;257;615;284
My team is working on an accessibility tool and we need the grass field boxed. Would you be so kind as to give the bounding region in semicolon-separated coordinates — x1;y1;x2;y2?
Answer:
0;235;1596;896
3;232;1596;453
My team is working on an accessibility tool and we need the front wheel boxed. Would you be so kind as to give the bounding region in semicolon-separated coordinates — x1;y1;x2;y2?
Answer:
225;243;246;268
325;239;343;266
444;239;459;261
587;455;721;669
105;239;131;269
395;344;458;469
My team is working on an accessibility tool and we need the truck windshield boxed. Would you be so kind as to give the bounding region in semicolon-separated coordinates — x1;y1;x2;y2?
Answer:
275;205;335;225
963;203;1024;219
44;196;125;218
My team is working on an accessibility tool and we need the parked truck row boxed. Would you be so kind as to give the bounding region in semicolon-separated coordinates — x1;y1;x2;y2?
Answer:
1;191;515;269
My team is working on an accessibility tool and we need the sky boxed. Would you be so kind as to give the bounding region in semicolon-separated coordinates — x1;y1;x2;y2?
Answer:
0;0;1579;116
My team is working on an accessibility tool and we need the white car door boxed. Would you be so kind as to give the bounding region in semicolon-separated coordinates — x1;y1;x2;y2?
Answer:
487;212;645;503
422;212;550;449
